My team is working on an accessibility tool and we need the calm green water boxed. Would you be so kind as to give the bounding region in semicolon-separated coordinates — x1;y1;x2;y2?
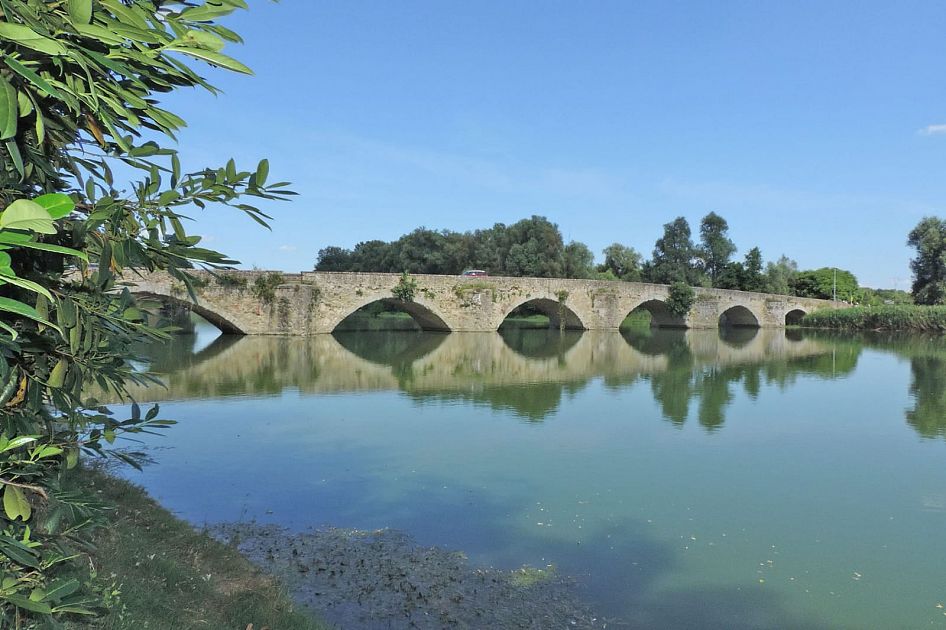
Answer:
119;325;946;628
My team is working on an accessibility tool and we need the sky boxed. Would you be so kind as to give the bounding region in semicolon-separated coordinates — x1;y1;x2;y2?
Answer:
157;0;946;289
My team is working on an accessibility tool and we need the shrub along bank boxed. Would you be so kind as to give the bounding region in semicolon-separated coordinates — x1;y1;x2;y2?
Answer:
801;305;946;331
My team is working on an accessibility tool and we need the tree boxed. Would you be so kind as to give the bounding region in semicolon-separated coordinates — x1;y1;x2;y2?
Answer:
667;281;696;317
313;216;581;278
908;217;946;305
563;241;594;278
501;216;565;277
646;217;702;285
716;262;745;290
599;243;642;281
698;212;736;286
472;224;507;274
0;1;291;620
397;228;450;274
742;247;765;292
792;268;859;301
351;240;394;272
316;246;354;271
764;255;798;295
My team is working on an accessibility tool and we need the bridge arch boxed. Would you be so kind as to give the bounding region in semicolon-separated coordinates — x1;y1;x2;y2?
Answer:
331;297;452;333
785;308;806;326
134;291;248;335
718;305;760;328
498;298;585;330
624;299;687;328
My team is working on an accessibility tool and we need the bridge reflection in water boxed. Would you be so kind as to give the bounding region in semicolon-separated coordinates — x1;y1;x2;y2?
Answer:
118;327;861;427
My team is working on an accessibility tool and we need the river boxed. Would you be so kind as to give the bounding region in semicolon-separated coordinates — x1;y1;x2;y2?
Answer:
114;323;946;628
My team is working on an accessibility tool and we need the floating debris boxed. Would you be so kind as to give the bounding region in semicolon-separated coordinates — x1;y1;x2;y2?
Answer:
211;522;607;629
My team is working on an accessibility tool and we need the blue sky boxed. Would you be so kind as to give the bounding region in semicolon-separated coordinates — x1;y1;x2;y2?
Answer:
161;0;946;288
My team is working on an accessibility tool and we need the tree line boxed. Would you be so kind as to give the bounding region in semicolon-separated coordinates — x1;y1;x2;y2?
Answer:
316;213;872;300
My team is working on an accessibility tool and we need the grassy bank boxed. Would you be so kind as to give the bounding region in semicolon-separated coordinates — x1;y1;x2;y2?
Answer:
64;469;325;630
802;305;946;331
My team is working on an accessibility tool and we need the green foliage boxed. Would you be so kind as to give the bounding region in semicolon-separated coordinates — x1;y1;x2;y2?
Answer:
598;243;642;281
801;305;946;331
251;273;284;305
644;217;704;285
314;246;353;272
666;282;695;318
0;0;292;623
856;287;912;307
698;212;736;285
391;272;418;302
741;247;765;292
793;267;858;301
316;216;576;278
215;272;248;290
908;217;946;305
763;255;798;295
563;241;594;279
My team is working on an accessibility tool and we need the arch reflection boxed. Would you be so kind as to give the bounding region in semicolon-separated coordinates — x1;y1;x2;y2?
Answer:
114;329;847;426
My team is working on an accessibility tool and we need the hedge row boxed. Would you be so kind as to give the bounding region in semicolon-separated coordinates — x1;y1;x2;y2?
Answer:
801;305;946;331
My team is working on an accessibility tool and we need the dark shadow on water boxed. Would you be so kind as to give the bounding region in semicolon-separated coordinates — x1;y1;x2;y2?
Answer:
332;330;448;368
718;325;759;348
498;327;583;360
407;381;589;422
620;327;691;357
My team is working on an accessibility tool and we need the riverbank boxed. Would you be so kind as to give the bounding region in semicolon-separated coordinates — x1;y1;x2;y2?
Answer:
801;304;946;331
64;469;326;630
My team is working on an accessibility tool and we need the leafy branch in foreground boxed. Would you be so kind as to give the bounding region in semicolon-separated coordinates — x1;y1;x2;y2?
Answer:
0;0;293;625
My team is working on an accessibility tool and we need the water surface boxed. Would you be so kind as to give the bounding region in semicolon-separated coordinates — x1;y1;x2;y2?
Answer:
118;325;946;628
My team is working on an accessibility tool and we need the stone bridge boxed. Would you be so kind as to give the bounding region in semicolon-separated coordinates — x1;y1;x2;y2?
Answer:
122;270;840;335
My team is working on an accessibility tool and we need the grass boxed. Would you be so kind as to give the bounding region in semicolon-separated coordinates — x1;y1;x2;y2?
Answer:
619;309;653;329
801;304;946;331
64;468;325;630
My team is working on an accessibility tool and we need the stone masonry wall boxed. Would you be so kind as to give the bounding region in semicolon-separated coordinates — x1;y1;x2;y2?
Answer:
121;270;841;336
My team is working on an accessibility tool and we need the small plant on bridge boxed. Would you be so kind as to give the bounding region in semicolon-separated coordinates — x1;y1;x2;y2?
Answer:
555;290;570;332
215;272;249;291
252;273;285;305
392;272;418;302
667;282;696;318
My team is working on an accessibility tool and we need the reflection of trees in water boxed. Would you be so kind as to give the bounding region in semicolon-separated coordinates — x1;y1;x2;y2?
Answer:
498;328;582;360
333;331;447;367
718;326;759;348
409;382;590;422
620;327;689;357
800;331;946;441
907;357;946;439
333;331;449;387
641;333;861;431
128;327;870;430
